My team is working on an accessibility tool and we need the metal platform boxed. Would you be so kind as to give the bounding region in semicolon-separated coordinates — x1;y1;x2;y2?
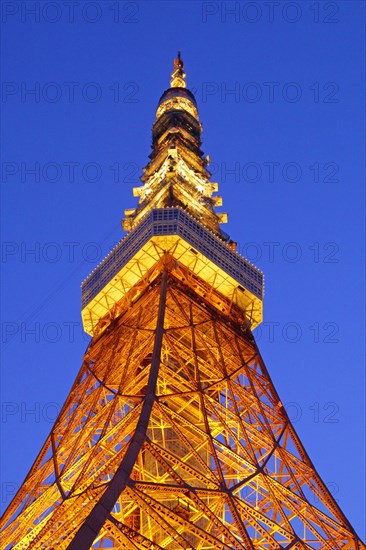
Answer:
81;208;264;334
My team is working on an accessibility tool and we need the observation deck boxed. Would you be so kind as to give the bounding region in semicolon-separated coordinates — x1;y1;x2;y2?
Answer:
81;207;263;335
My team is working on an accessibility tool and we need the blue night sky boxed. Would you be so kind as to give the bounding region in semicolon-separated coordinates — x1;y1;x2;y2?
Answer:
1;0;365;540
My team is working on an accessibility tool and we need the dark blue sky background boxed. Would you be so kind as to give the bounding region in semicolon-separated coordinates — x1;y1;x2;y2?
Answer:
1;0;365;538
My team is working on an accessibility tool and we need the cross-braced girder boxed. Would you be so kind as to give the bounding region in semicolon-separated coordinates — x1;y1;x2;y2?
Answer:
1;266;363;549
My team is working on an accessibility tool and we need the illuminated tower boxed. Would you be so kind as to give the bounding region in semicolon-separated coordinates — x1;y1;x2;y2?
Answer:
1;53;364;549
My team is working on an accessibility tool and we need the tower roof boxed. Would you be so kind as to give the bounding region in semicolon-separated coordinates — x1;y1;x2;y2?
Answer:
157;52;198;115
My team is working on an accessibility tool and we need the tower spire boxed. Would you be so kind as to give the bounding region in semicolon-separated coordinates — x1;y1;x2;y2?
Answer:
170;50;186;88
122;54;228;237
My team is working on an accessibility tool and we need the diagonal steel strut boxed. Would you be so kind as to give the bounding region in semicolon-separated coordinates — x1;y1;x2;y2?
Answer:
67;268;169;550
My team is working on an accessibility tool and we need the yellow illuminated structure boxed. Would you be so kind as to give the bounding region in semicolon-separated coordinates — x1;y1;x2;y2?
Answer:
1;54;364;549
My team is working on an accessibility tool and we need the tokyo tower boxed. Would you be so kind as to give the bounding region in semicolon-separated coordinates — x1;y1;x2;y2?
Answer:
1;53;364;549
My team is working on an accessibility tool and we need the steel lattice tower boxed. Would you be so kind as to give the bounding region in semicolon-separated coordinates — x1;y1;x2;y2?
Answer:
1;54;364;550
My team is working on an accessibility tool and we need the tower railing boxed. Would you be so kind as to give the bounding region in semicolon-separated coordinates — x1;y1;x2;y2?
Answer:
81;207;264;308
